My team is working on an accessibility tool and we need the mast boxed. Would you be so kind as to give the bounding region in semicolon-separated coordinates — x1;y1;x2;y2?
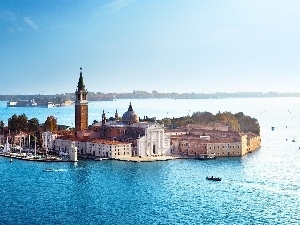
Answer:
19;135;22;156
34;135;36;157
28;135;30;152
45;134;48;157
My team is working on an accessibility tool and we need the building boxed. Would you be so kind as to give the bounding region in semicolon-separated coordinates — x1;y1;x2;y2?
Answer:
136;123;170;157
100;102;171;157
42;132;58;152
75;68;88;132
168;125;260;157
52;137;132;159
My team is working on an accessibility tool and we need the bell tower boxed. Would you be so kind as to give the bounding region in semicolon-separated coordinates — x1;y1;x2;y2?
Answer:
75;67;88;132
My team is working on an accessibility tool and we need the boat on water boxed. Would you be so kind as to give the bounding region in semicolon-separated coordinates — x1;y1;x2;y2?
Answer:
43;168;56;172
7;100;61;108
206;176;221;181
197;153;216;160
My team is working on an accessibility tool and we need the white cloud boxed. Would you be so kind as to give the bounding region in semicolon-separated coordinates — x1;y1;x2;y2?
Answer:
0;10;16;20
23;16;38;30
7;26;23;33
104;0;135;12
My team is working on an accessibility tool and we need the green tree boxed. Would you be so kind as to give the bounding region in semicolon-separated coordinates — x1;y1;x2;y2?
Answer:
215;112;240;132
235;112;260;134
8;114;28;132
0;120;4;132
44;116;58;132
92;120;99;125
191;111;214;124
161;118;172;127
28;118;39;132
58;125;69;130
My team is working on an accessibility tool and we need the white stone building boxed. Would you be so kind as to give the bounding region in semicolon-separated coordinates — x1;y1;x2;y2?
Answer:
52;138;132;159
42;132;57;152
136;123;171;157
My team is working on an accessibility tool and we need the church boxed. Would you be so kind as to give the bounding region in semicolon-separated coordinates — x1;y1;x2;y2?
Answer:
53;68;171;159
99;102;171;157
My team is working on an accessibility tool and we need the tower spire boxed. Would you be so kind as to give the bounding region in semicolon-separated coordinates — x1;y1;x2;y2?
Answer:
77;68;85;91
115;109;118;121
102;110;106;125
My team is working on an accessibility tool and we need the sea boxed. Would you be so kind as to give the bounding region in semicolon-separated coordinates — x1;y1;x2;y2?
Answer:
0;98;300;225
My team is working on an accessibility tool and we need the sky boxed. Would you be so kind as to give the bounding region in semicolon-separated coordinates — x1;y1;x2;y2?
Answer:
1;0;300;95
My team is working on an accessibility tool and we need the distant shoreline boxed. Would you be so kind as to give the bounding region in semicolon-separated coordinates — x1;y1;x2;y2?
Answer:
1;91;300;102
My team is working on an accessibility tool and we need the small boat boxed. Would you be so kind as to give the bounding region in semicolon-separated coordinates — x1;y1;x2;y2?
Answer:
197;154;216;160
43;168;56;172
206;176;221;181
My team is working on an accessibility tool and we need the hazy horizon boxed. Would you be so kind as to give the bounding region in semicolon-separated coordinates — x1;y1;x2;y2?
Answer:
1;0;300;95
1;90;300;96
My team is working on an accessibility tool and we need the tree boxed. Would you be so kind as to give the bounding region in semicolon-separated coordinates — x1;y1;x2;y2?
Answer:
44;116;58;132
28;118;39;132
215;112;240;132
92;120;99;125
8;114;28;132
191;111;214;124
161;118;172;127
58;125;69;131
235;112;260;135
0;120;4;132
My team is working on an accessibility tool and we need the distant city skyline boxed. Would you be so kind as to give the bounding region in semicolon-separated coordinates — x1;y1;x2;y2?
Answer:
1;0;300;95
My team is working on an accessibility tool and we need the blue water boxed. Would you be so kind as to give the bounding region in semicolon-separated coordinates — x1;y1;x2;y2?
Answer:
0;98;300;224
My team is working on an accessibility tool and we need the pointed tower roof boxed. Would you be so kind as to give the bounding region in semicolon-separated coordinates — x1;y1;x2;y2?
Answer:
128;102;133;111
77;68;85;91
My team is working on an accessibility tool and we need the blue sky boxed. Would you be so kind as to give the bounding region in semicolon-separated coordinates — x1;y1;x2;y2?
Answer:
1;0;300;94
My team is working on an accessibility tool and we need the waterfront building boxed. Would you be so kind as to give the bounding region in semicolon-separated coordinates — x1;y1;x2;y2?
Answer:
75;68;88;132
52;138;131;159
100;102;171;157
206;136;248;157
168;125;260;157
42;131;58;152
13;132;28;149
136;123;171;157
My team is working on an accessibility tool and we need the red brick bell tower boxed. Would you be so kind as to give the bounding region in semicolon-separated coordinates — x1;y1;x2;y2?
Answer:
75;67;88;132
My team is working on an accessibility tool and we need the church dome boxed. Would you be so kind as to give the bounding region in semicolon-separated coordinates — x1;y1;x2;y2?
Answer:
122;102;139;124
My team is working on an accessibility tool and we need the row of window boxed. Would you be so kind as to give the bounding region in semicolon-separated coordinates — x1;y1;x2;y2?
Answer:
209;145;240;149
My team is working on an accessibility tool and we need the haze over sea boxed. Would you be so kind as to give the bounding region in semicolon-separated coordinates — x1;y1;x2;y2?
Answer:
0;98;300;225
